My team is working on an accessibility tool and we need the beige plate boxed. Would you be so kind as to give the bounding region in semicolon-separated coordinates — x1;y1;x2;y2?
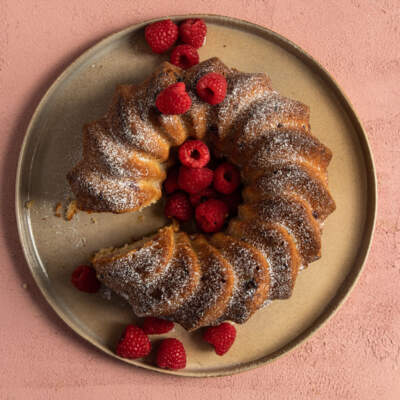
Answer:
16;15;377;377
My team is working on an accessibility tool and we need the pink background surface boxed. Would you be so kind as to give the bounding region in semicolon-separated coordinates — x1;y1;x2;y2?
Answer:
1;1;399;398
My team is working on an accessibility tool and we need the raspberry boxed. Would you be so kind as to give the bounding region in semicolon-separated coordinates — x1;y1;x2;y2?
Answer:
213;162;241;194
165;192;193;221
142;317;174;334
116;325;151;359
71;265;100;293
170;44;199;70
179;18;207;49
195;199;228;233
203;322;236;356
189;187;218;207
196;73;227;105
178;140;210;168
164;167;179;194
145;19;178;54
178;166;213;194
221;190;242;215
156;338;186;370
156;82;192;115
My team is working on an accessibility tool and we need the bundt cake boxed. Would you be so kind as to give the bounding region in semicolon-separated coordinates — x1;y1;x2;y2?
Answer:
68;58;335;331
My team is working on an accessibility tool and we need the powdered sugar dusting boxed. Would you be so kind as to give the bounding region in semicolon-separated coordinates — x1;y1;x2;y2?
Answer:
93;228;174;307
212;235;270;324
238;93;308;142
110;89;169;161
216;72;272;138
227;220;294;300
68;164;160;212
128;233;201;317
85;121;153;178
248;161;335;221
245;128;331;175
99;241;165;286
173;238;233;330
240;195;320;265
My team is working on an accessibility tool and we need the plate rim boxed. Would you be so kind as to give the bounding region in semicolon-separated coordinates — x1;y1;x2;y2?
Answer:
15;14;377;377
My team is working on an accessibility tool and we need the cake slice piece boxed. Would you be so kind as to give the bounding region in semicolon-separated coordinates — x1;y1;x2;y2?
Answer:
243;161;336;222
239;193;321;265
106;85;170;161
92;226;175;305
242;128;332;179
82;118;165;180
210;233;270;323
129;232;202;317
227;219;301;299
172;235;235;331
213;71;273;141
67;163;162;213
215;90;308;157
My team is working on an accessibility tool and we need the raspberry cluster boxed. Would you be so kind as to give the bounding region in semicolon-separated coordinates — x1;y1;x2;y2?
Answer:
115;318;186;370
164;139;242;233
155;71;227;115
145;18;227;115
115;318;237;369
145;18;207;70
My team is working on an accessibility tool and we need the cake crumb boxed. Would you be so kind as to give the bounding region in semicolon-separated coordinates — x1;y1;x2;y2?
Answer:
172;219;180;232
65;200;78;221
90;216;97;224
54;203;62;217
25;200;34;209
76;237;87;248
21;283;28;289
100;287;112;301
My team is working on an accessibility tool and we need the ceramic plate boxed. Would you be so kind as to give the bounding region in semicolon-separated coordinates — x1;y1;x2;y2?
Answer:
16;15;377;376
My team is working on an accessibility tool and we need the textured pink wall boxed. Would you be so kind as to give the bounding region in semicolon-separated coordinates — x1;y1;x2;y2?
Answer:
1;1;399;398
